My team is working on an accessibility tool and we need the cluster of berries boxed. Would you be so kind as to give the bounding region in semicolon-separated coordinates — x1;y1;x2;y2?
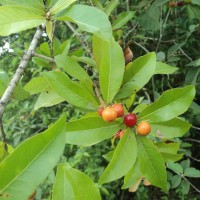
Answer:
169;1;191;8
98;104;151;138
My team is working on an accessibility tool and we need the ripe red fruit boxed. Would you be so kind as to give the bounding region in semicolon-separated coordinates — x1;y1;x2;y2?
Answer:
102;107;117;122
137;121;151;136
177;1;184;6
123;113;137;127
98;107;104;116
112;104;124;117
169;1;175;7
115;129;125;139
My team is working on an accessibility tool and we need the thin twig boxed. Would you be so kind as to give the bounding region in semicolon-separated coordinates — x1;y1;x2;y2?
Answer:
65;22;93;57
0;26;43;142
182;176;200;193
133;41;149;53
0;119;7;151
32;52;54;62
179;47;193;61
156;8;170;52
185;138;200;143
142;88;151;103
192;126;200;131
185;153;200;162
94;82;105;107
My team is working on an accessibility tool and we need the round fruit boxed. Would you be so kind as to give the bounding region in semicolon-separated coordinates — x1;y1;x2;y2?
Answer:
102;107;117;122
112;104;124;117
98;107;104;116
177;1;184;6
169;1;175;7
123;113;137;127
137;121;151;136
115;129;125;139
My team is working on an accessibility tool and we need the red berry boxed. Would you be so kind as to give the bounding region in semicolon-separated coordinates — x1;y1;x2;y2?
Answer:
102;107;117;122
112;104;124;117
123;113;137;127
115;129;125;139
177;1;184;6
98;108;104;116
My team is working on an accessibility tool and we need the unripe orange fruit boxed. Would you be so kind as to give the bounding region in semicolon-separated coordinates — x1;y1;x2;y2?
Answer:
112;104;124;117
137;121;151;136
115;129;125;139
102;107;117;122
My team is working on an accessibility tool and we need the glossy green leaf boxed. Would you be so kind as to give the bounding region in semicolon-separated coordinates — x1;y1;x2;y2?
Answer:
34;89;65;111
52;163;101;200
151;118;191;138
99;39;125;103
24;77;50;95
53;5;112;40
0;115;66;200
122;159;142;189
184;168;200;178
156;142;184;162
155;62;178;75
112;11;135;30
115;52;156;100
187;4;200;21
0;72;9;96
0;143;14;163
0;6;45;36
43;71;99;110
167;162;183;174
72;56;96;68
137;135;167;192
52;164;73;200
55;54;92;83
13;83;30;100
66;116;121;146
46;21;53;41
103;150;114;162
138;86;196;123
50;0;77;14
99;129;137;184
0;0;44;12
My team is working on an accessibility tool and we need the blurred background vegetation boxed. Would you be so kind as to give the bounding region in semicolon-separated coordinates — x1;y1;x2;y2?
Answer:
0;0;200;199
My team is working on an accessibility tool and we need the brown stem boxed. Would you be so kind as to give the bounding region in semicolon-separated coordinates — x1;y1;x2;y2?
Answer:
94;82;105;107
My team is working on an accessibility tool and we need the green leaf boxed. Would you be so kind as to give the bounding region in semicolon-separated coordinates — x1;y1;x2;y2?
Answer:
155;142;180;154
122;159;142;189
112;11;135;30
0;71;9;96
46;21;53;41
34;89;65;111
187;4;200;21
137;135;167;192
155;62;178;75
0;115;66;200
185;66;200;85
0;0;44;12
181;159;190;171
52;163;101;200
43;71;99;110
53;5;112;40
55;54;92;83
167;162;183;174
72;56;96;68
138;6;160;30
171;175;181;189
151;118;191;138
66;116;121;146
184;167;200;178
99;39;125;103
99;129;137;184
102;150;114;162
104;0;119;16
13;83;30;100
167;43;184;59
52;164;73;200
0;6;45;36
24;77;50;95
161;152;183;163
115;52;156;100
138;86;196;123
50;0;77;14
180;180;190;195
0;143;14;163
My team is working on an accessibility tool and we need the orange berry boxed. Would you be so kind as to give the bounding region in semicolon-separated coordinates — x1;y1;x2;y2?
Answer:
102;107;117;122
112;104;124;117
137;121;151;136
98;107;104;116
